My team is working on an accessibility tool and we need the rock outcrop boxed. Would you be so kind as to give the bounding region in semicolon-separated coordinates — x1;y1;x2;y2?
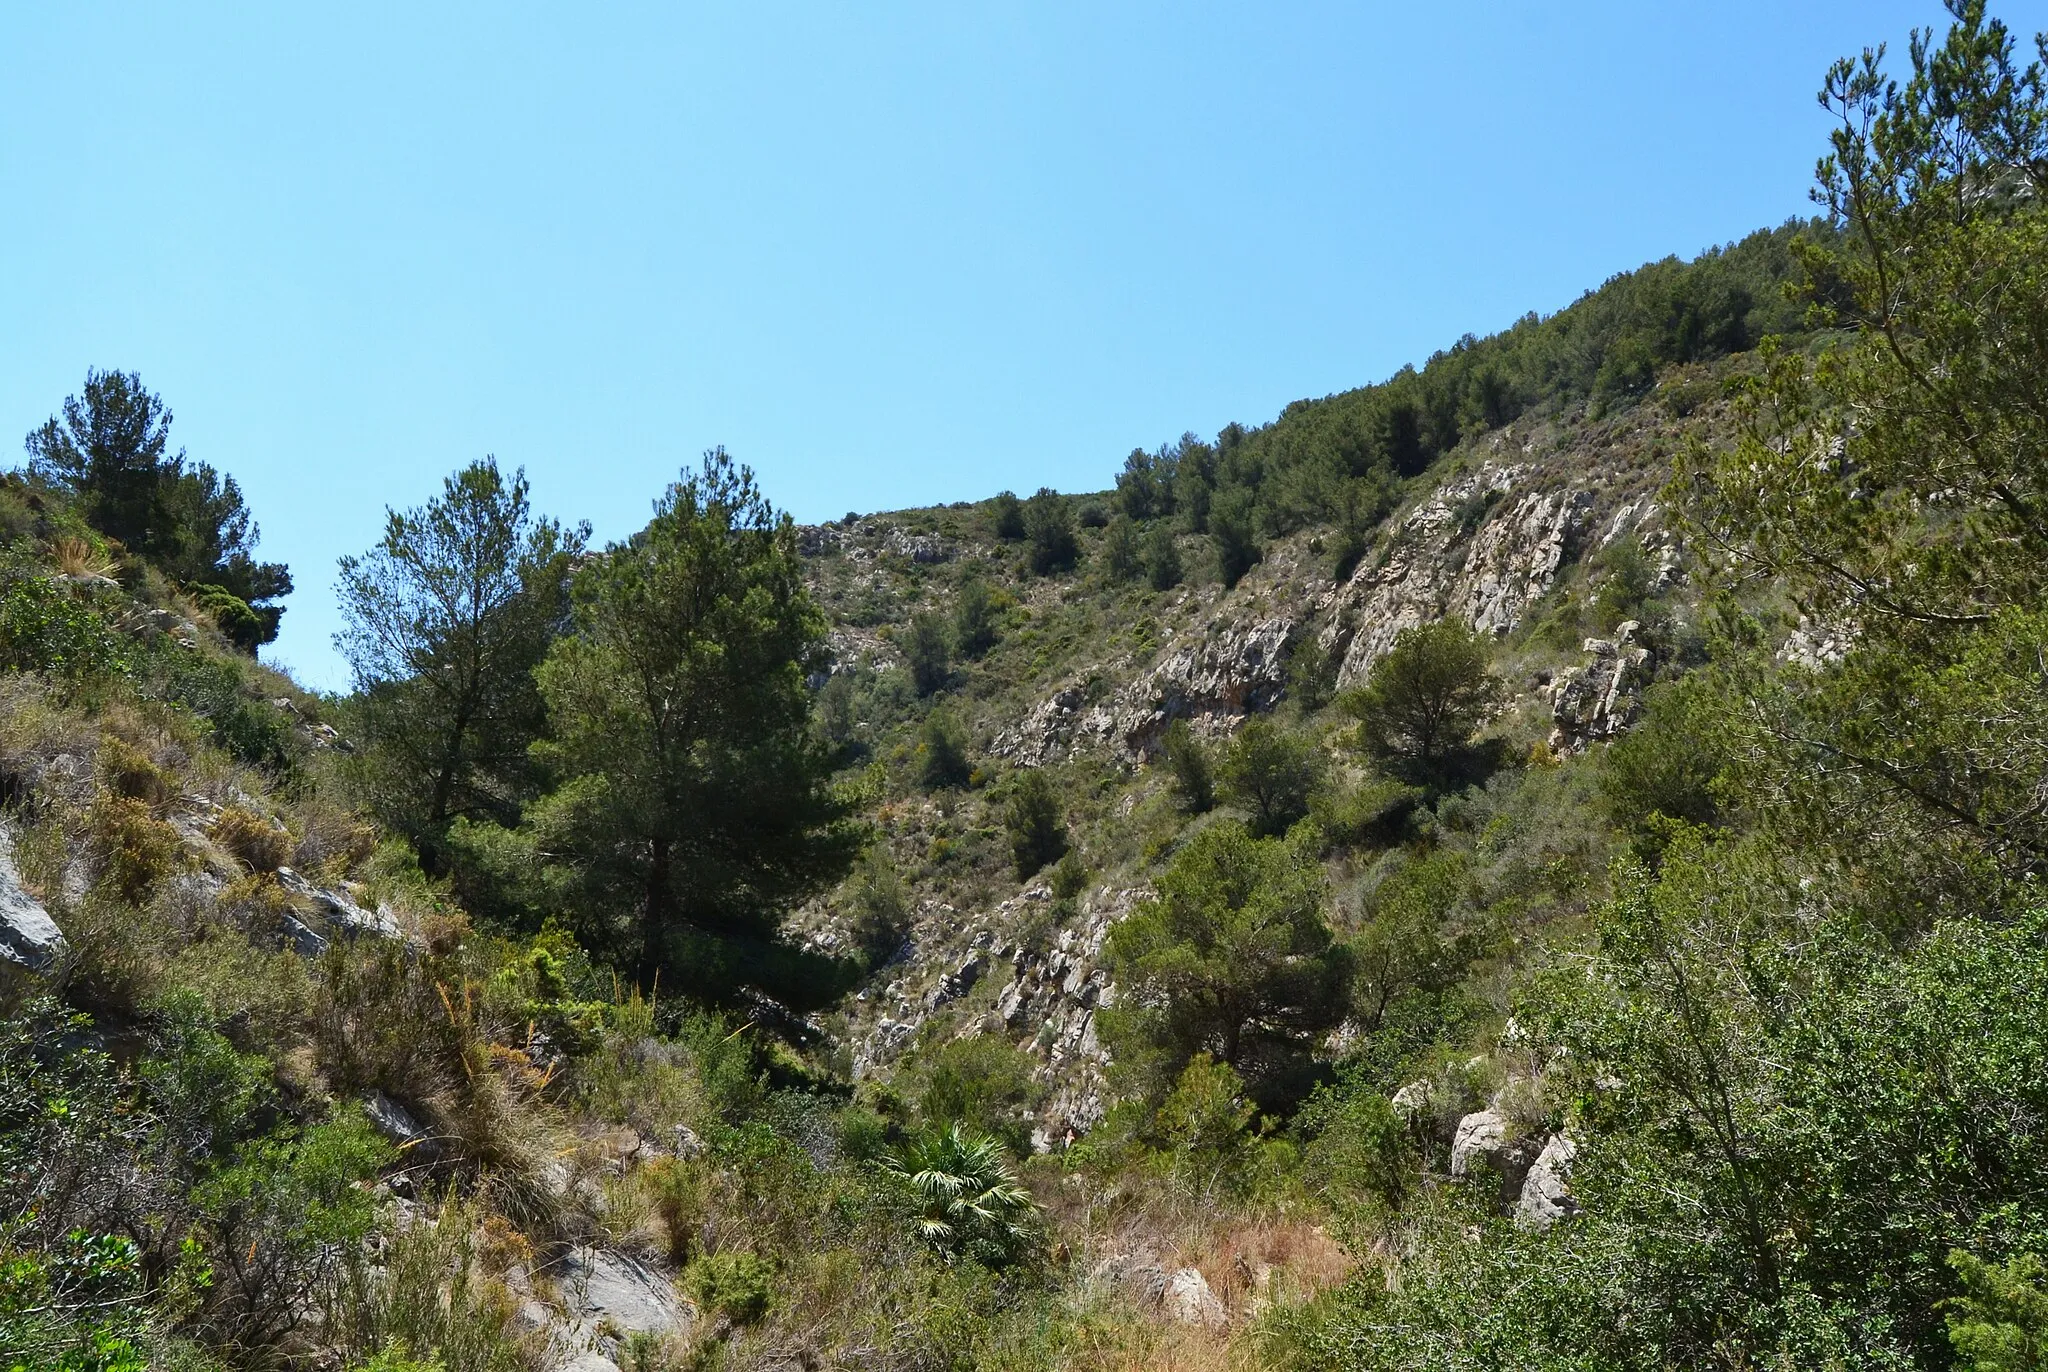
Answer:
0;826;65;980
993;617;1295;763
1326;462;1596;686
1515;1133;1579;1230
1548;620;1654;754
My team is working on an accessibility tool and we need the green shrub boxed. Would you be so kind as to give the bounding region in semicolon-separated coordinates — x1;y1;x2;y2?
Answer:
686;1250;775;1326
988;492;1025;542
0;576;126;678
917;709;972;791
1161;719;1213;814
1004;770;1066;879
1023;489;1078;576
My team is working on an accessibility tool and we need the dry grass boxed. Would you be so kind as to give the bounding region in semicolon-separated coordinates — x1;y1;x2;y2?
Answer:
49;535;119;582
210;804;292;873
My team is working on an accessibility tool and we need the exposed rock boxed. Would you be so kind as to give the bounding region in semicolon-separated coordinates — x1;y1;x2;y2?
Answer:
1091;1250;1170;1305
886;528;950;564
1330;467;1597;686
1164;1267;1228;1328
1451;1108;1542;1205
1390;1079;1434;1123
0;829;65;979
363;1090;441;1161
553;1246;689;1342
1449;1108;1510;1178
1549;621;1653;754
275;866;399;940
1516;1134;1580;1230
551;1354;623;1372
992;618;1294;763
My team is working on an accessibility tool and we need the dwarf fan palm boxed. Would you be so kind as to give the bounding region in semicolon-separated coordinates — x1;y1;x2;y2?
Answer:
885;1124;1038;1268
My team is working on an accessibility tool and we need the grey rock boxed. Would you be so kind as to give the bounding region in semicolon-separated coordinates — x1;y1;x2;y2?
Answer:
1164;1267;1228;1328
1390;1079;1434;1122
1449;1109;1509;1178
276;866;399;939
552;1355;622;1372
556;1247;688;1337
1516;1134;1580;1230
363;1090;440;1160
0;828;65;976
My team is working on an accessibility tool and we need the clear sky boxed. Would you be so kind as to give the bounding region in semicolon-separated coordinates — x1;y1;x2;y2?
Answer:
5;2;2040;689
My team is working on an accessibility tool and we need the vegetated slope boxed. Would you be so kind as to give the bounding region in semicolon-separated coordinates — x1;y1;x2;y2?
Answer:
0;232;1773;1371
788;332;1762;1141
10;8;2048;1362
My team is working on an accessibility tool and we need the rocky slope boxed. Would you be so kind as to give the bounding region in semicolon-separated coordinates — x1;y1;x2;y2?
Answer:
793;392;1724;1140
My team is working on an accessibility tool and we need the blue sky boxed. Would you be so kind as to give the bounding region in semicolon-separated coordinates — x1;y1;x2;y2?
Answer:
5;2;2039;688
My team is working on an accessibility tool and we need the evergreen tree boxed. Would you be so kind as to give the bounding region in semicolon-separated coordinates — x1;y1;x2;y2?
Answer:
521;450;860;994
336;458;583;868
24;369;293;646
1101;821;1350;1106
1144;522;1183;591
1216;717;1320;836
1005;768;1066;878
1023;488;1078;575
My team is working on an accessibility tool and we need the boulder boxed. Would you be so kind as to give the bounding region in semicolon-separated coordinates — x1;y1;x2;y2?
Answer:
1163;1267;1228;1329
1448;1109;1509;1177
1515;1134;1580;1230
1451;1108;1544;1206
0;828;65;978
555;1247;689;1338
276;866;399;940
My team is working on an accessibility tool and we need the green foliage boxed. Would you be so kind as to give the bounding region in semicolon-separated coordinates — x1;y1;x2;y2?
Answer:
1022;488;1077;576
884;1124;1038;1270
1347;848;1483;1035
904;611;952;697
686;1250;776;1326
1160;719;1213;815
190;1108;391;1351
1215;716;1320;836
514;450;861;998
1115;445;1177;522
1948;1250;2048;1372
911;1035;1041;1155
23;369;291;644
1099;516;1141;584
1342;619;1498;786
951;571;1001;659
1101;821;1349;1106
337;458;583;869
134;642;297;773
846;844;910;967
1003;769;1066;879
1296;1070;1411;1217
0;574;127;679
1600;672;1732;845
987;491;1025;541
1677;5;2048;896
1143;522;1182;590
1147;1053;1261;1196
917;707;972;791
1210;486;1260;588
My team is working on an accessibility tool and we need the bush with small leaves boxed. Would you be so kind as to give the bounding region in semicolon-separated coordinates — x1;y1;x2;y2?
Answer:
988;492;1025;541
918;709;972;791
1004;769;1066;879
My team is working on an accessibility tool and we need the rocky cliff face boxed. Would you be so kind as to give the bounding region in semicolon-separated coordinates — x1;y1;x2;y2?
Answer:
799;411;1702;1142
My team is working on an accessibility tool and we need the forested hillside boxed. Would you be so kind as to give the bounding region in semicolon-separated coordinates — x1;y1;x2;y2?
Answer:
5;5;2048;1370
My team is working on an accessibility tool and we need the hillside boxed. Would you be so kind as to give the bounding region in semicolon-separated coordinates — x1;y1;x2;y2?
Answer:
6;9;2048;1370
